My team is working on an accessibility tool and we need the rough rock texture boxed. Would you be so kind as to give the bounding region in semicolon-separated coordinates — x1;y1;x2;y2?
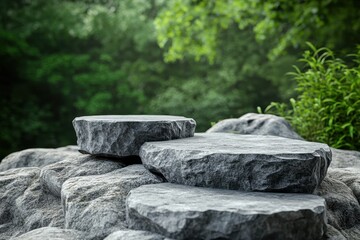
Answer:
40;152;125;197
12;177;64;230
342;226;360;240
104;229;170;240
126;183;326;240
315;177;360;240
61;165;163;240
206;113;303;140
330;148;360;168
325;224;347;240
328;168;360;205
0;168;39;239
55;145;79;152
13;227;88;240
0;148;80;172
0;168;63;239
141;133;331;193
73;115;196;157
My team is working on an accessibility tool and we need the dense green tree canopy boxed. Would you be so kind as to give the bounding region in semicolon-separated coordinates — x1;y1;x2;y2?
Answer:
155;0;360;62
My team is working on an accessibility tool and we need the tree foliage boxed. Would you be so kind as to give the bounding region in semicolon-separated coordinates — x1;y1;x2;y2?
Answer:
264;44;360;149
155;0;360;62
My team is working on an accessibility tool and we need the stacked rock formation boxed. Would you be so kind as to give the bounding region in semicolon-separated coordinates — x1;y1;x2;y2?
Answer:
1;113;360;240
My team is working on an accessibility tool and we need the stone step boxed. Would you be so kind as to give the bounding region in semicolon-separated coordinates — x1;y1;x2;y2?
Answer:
73;115;196;158
140;133;331;193
126;183;326;240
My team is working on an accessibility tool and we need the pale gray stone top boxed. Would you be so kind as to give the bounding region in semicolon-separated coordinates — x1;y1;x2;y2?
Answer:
140;133;331;193
73;115;196;157
129;183;326;214
74;115;192;122
143;133;330;155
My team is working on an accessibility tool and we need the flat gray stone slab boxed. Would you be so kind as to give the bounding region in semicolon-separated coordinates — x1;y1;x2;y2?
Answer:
140;133;331;193
73;115;196;157
126;183;326;240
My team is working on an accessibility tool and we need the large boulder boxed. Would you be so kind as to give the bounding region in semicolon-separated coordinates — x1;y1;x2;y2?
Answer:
206;113;303;140
12;227;88;240
0;148;80;172
328;168;360;204
12;177;64;231
40;152;126;197
315;177;360;239
0;168;64;239
126;183;326;240
0;168;39;239
73;115;196;158
141;133;331;193
61;165;163;240
330;148;360;168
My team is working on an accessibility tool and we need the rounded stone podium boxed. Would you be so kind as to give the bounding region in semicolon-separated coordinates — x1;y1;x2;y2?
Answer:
73;115;196;157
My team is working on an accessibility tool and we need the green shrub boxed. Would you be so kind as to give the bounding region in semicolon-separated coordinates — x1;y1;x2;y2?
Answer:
264;43;360;150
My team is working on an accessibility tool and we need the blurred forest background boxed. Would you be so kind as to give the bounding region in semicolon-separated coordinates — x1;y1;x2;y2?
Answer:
1;0;360;159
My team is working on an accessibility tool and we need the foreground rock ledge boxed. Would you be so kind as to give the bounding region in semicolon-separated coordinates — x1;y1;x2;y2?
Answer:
141;133;331;193
126;183;326;240
73;115;196;157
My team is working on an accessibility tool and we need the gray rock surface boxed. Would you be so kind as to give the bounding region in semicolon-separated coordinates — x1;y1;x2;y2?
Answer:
104;229;169;240
206;113;303;140
315;177;360;240
0;168;63;239
61;165;163;240
40;152;125;197
12;177;64;231
73;115;196;157
325;224;347;240
56;145;79;152
126;183;326;240
342;226;360;240
12;227;87;240
330;148;360;168
328;168;360;205
0;148;80;172
141;133;331;193
0;168;39;239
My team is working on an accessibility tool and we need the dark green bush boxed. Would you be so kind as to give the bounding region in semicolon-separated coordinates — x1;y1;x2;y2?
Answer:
264;43;360;150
